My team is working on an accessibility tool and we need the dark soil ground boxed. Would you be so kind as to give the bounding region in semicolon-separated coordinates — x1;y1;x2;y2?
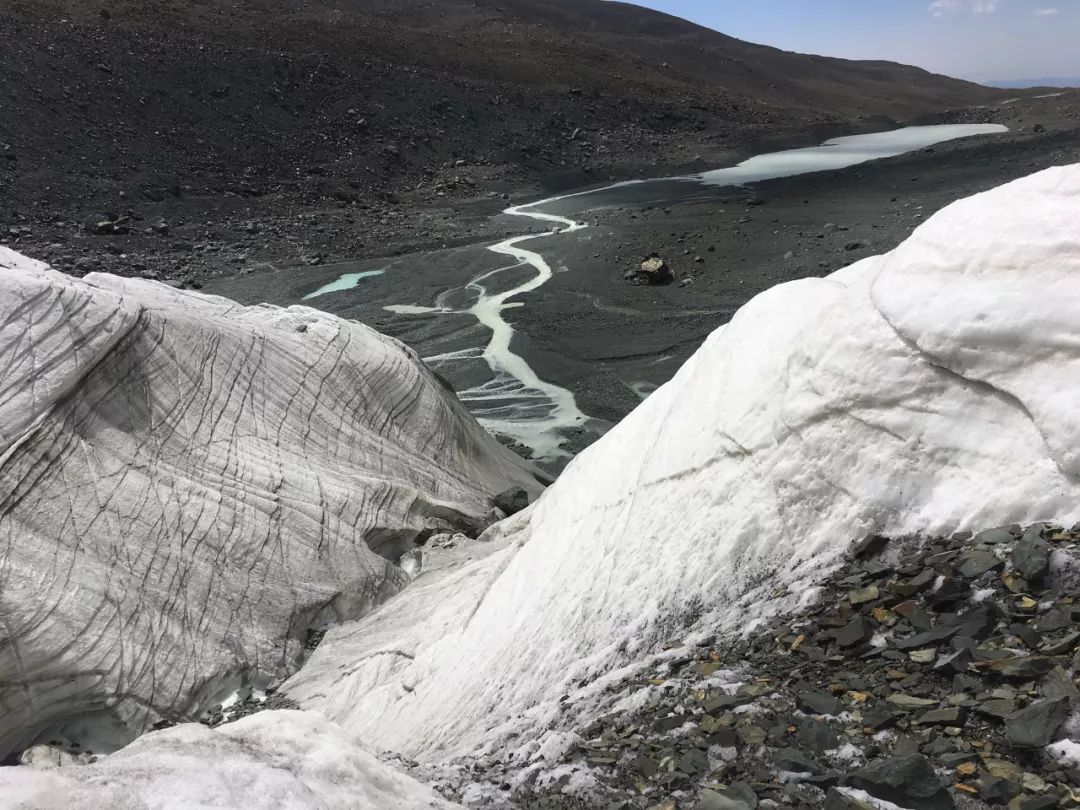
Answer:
2;0;1001;288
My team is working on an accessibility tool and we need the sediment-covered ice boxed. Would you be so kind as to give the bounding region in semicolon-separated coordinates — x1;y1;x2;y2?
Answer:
284;164;1080;766
0;710;459;809
0;250;540;758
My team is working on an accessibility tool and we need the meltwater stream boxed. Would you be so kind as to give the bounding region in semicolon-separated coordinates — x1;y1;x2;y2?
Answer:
380;124;1007;461
385;208;591;460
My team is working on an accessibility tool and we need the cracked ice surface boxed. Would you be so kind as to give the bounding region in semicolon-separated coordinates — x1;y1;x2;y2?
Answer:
0;711;460;809
284;165;1080;766
0;250;541;757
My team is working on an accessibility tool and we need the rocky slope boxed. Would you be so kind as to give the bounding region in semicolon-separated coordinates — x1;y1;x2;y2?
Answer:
504;523;1080;809
0;0;1003;287
0;247;541;760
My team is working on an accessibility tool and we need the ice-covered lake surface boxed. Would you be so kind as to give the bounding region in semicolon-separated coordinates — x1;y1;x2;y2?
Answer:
697;124;1009;186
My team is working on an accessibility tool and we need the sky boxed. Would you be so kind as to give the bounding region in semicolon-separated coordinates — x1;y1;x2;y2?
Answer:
620;0;1080;83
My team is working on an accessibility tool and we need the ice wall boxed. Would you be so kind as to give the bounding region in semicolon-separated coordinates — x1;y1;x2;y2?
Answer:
285;164;1080;765
0;251;541;757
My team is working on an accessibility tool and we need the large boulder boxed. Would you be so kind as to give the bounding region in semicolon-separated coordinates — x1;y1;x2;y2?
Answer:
283;165;1080;765
625;254;673;285
493;486;530;516
0;249;541;758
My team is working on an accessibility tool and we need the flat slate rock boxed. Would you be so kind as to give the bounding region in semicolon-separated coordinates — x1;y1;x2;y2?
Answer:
796;689;842;716
852;534;888;559
1013;536;1050;581
836;615;873;648
974;525;1022;544
989;655;1056;680
697;783;758;810
1005;696;1071;748
956;549;1002;578
772;747;825;776
849;754;954;810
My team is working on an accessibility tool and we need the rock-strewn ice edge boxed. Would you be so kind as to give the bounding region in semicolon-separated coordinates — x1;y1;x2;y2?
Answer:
0;250;541;758
284;164;1080;767
2;164;1080;807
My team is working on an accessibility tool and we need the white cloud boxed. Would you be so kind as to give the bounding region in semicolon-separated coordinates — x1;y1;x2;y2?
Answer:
929;0;999;15
1034;7;1059;15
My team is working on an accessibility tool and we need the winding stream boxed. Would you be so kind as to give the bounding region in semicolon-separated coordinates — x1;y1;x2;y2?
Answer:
385;205;590;459
378;124;1008;461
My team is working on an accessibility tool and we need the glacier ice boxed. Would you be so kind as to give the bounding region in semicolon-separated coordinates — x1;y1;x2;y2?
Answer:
6;163;1080;803
283;164;1080;767
0;710;460;809
0;249;542;758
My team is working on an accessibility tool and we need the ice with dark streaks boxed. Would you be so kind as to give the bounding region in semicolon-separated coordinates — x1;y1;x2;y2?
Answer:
0;247;541;758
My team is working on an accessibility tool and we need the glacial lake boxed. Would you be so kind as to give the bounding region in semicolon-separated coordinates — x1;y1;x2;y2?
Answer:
302;269;386;300
697;124;1009;187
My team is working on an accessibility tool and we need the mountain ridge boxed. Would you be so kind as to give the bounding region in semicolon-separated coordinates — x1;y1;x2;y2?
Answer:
1;0;1001;271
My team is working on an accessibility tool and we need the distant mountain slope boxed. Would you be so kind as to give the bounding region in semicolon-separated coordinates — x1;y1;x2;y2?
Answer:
987;78;1080;89
0;0;1002;267
279;0;997;119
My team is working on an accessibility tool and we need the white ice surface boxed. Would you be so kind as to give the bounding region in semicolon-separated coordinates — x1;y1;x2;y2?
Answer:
0;711;459;809
0;254;541;757
285;164;1080;768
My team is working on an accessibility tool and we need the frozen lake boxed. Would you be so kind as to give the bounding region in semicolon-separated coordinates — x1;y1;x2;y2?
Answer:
698;124;1010;186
